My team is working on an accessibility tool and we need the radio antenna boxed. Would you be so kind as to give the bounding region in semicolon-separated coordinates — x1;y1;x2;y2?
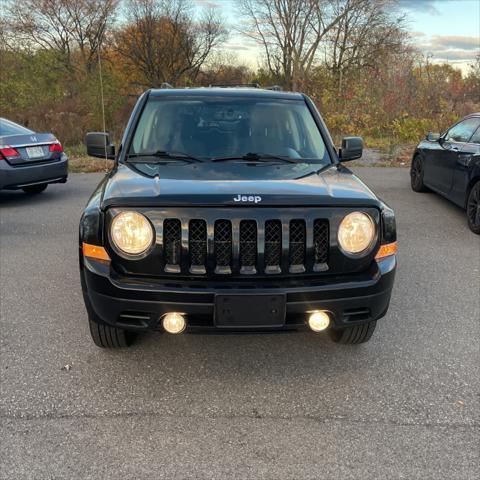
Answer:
97;42;109;173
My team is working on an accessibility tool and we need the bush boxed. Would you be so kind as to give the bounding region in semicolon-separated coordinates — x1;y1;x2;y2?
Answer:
390;116;432;143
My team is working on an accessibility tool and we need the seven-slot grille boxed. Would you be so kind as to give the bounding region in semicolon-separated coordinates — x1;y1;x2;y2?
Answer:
157;217;329;276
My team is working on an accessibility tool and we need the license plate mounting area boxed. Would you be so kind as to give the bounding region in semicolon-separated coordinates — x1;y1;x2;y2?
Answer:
26;146;44;159
214;294;286;328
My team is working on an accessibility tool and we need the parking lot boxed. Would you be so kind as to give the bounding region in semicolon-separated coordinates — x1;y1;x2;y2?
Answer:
0;167;478;479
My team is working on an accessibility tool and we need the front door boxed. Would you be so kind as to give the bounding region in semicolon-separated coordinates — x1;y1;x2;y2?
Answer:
431;118;480;194
451;126;480;206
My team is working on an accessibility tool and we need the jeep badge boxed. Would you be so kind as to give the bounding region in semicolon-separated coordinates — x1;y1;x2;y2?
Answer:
233;194;262;203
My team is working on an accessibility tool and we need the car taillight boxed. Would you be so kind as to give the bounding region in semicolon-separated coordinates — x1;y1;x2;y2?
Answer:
0;146;20;159
49;142;63;153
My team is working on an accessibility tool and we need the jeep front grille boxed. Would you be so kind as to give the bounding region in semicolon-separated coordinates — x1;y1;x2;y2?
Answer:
156;216;329;276
264;220;282;273
189;219;207;274
289;219;306;273
214;219;232;273
163;219;181;272
313;219;329;271
239;220;257;273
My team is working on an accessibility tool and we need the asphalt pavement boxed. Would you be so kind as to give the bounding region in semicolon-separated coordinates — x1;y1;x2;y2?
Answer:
0;168;479;479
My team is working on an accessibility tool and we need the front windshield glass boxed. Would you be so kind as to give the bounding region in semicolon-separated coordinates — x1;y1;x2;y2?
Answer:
129;96;330;164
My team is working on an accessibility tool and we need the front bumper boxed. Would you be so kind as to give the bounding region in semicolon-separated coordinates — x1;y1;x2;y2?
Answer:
0;155;68;190
81;254;396;332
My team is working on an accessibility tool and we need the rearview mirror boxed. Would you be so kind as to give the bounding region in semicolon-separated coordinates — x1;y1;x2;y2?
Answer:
426;132;440;142
339;136;363;162
85;132;115;159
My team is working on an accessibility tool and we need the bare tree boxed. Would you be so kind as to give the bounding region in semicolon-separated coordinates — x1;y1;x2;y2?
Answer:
239;0;370;90
3;0;118;72
115;0;226;87
325;0;407;96
199;50;252;86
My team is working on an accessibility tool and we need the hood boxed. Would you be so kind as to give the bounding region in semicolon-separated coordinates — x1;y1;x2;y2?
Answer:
100;162;380;209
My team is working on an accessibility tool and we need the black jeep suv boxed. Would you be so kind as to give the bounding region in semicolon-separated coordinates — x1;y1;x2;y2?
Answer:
79;87;397;348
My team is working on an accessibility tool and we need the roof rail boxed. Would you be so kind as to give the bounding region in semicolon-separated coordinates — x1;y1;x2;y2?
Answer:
208;83;260;89
266;85;282;91
160;82;173;89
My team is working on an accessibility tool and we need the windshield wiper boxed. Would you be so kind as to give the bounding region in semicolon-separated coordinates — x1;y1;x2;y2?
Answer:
210;152;297;164
127;150;203;163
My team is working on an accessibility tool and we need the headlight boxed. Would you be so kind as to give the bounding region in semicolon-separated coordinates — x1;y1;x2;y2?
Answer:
111;211;154;256
338;212;376;255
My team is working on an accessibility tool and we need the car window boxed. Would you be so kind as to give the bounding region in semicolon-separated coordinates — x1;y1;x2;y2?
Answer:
0;118;33;136
445;118;480;143
469;125;480;144
130;96;330;163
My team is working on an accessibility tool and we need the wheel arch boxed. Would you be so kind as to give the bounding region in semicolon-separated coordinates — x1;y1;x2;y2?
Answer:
410;150;426;171
411;149;423;161
465;176;480;208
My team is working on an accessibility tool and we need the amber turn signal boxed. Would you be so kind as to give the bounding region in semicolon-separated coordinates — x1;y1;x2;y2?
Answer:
82;242;111;262
375;241;397;260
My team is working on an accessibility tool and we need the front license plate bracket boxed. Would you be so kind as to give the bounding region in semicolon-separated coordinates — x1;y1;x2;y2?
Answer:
214;294;286;328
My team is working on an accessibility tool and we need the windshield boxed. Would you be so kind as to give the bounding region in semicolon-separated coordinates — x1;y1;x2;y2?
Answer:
129;96;330;164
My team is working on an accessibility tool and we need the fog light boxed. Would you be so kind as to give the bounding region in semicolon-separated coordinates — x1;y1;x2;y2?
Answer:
308;311;330;332
162;312;186;334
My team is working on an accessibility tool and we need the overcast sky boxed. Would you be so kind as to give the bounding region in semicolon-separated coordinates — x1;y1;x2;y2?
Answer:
196;0;480;73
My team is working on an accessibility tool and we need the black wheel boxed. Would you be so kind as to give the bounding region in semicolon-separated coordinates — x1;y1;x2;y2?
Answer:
410;156;428;192
88;318;137;348
466;181;480;234
329;321;377;344
22;183;48;194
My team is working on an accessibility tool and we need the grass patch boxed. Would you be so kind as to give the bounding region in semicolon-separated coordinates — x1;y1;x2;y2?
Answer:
68;155;114;173
65;144;87;157
65;145;114;172
350;143;415;168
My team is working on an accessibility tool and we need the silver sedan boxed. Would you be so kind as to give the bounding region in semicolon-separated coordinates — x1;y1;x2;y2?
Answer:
0;118;68;194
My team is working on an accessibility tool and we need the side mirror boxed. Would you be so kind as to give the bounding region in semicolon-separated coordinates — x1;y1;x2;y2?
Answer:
339;136;363;162
85;132;115;159
426;132;441;142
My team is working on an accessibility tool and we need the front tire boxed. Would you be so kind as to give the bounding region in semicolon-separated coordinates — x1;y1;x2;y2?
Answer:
410;156;428;192
466;181;480;234
329;321;377;344
22;183;48;194
88;318;137;348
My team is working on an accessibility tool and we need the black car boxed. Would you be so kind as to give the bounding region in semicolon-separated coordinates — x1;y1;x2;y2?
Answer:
0;118;68;193
410;113;480;234
79;87;397;348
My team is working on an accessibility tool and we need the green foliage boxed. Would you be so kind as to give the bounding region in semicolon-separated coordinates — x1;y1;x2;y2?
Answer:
0;49;66;120
308;57;479;149
391;116;432;143
82;67;129;138
0;46;129;145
